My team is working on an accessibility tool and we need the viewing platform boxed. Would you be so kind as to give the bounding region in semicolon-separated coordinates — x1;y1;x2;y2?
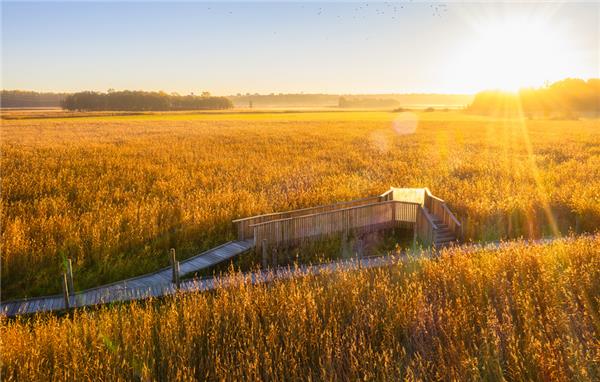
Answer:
233;187;462;252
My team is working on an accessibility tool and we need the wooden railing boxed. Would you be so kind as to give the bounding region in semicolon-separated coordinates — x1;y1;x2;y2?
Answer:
232;187;461;251
379;189;394;201
415;205;437;246
233;194;389;240
251;201;419;251
424;188;462;239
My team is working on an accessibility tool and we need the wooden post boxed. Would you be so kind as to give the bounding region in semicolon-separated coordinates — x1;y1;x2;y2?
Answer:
170;248;177;283
174;261;181;290
284;220;291;261
62;272;70;309
66;258;75;296
344;210;350;240
355;238;363;268
272;247;277;268
262;239;268;268
413;220;418;252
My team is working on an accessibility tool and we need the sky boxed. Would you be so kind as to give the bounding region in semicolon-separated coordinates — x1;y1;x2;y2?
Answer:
2;1;599;95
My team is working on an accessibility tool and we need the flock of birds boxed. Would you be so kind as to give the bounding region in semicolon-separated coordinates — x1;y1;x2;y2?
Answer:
205;3;449;19
203;2;450;42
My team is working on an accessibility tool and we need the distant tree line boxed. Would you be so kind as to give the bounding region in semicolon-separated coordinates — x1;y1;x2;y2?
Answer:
228;93;473;108
1;90;67;108
61;91;233;111
338;97;400;108
468;78;600;117
230;93;337;108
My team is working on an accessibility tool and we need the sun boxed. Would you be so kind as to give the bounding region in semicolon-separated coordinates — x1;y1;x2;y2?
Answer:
451;16;575;92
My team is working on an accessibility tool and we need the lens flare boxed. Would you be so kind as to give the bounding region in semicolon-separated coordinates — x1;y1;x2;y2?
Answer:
392;112;418;136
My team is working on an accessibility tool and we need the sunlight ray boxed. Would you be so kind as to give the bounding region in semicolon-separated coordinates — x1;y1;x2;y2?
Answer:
514;95;561;237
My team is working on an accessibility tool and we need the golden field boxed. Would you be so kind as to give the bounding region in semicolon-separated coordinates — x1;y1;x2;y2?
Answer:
2;236;599;381
1;110;599;299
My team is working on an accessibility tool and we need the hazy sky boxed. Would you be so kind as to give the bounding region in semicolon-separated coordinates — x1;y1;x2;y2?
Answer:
2;1;598;95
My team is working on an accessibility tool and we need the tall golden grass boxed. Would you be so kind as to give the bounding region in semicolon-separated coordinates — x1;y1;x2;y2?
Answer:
2;111;599;299
2;236;599;381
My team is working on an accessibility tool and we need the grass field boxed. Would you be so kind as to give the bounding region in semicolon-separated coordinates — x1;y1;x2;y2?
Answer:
2;110;599;299
2;235;599;381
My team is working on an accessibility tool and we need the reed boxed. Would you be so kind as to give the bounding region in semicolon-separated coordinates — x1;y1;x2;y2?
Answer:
2;111;599;299
1;235;598;381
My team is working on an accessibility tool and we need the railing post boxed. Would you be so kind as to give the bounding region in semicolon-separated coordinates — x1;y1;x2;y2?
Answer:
413;215;418;251
262;239;268;268
66;258;75;296
355;238;363;268
169;248;179;285
62;271;70;309
174;261;181;290
253;226;258;249
272;247;277;268
430;223;434;247
238;222;244;241
284;229;290;261
283;219;290;259
414;227;418;249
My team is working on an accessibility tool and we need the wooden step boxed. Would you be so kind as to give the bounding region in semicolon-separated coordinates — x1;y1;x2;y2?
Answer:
434;240;457;248
433;226;456;247
434;229;454;238
435;236;455;244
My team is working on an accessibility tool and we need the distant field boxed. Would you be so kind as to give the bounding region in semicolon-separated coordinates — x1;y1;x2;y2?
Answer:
1;110;599;299
2;236;599;380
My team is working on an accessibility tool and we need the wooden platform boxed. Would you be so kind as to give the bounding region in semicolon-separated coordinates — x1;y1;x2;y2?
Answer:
234;187;462;251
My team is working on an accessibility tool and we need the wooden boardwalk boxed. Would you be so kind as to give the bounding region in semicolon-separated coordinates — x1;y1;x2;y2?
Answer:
1;240;253;317
3;234;564;318
1;187;462;317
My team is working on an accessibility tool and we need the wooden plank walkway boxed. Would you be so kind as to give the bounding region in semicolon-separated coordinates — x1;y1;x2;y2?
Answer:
1;235;574;318
1;187;462;318
1;240;253;317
